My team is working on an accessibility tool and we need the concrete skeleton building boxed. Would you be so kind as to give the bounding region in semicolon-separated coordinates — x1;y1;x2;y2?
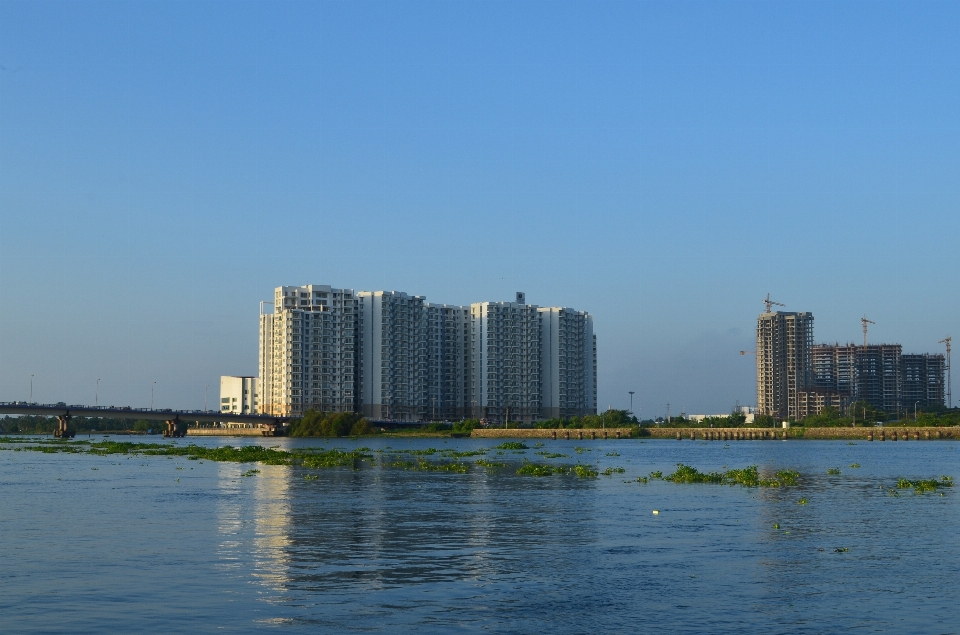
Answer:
757;308;946;419
258;285;597;422
756;311;814;420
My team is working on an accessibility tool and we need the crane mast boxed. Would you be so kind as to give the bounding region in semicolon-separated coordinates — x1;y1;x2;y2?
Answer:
861;316;875;347
940;336;952;408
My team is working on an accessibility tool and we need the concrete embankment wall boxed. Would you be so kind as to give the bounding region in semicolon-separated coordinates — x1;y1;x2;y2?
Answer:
470;426;960;441
471;428;635;440
187;428;272;437
645;427;960;440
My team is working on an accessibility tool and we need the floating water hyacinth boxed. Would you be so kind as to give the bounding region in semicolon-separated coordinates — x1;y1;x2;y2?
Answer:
896;476;953;494
663;464;801;488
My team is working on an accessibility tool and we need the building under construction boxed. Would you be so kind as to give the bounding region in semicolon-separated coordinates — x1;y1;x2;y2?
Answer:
756;298;947;420
756;311;814;420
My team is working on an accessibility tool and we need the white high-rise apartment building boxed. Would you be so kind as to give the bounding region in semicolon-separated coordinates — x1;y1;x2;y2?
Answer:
539;307;597;420
357;291;428;421
469;297;543;424
426;304;471;421
259;285;357;417
258;284;596;422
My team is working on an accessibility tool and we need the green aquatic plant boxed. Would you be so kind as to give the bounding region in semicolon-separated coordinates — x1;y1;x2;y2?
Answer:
896;476;953;494
495;442;528;450
573;446;590;454
416;460;469;473
601;467;626;476
474;459;505;469
772;523;780;529
605;452;620;457
303;474;319;480
516;463;554;477
849;463;861;469
663;464;801;488
827;468;841;475
534;451;569;459
798;498;809;505
573;464;598;478
635;476;648;483
533;442;545;448
649;471;663;479
241;469;260;477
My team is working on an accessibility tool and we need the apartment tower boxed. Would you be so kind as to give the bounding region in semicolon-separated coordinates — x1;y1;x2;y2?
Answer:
756;311;814;420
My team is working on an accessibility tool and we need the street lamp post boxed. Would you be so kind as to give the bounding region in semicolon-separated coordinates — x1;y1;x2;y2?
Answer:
96;379;100;407
629;391;635;416
915;401;919;421
30;375;34;403
151;381;156;410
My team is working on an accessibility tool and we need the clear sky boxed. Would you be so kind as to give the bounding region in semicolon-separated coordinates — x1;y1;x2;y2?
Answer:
1;1;958;415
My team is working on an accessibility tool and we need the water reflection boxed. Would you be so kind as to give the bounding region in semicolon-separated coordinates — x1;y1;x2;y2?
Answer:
203;438;960;633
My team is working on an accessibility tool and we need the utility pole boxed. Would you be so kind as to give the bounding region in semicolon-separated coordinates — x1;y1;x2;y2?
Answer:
96;379;100;407
940;336;952;408
151;381;156;410
628;391;635;415
205;384;209;412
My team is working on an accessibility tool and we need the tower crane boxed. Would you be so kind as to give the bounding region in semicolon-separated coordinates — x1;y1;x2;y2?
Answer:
861;316;875;347
940;336;952;408
762;293;785;313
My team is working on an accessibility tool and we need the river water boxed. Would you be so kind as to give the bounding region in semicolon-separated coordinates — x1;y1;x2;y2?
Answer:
1;435;958;634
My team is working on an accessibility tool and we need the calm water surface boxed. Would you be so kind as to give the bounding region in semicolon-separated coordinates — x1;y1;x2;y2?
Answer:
2;435;958;634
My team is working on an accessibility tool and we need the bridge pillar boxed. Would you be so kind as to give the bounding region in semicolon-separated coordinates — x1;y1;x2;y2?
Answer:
163;420;186;438
54;415;75;438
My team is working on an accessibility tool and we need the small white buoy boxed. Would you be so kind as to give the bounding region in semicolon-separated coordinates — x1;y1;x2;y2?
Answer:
652;510;659;515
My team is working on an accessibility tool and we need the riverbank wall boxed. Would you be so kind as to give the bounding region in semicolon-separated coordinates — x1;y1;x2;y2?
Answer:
639;426;960;440
470;426;960;440
472;428;635;440
187;428;276;437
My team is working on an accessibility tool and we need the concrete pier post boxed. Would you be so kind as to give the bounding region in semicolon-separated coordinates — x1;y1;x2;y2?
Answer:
867;433;873;441
690;431;695;440
891;432;898;441
53;415;75;438
552;431;557;440
676;432;681;440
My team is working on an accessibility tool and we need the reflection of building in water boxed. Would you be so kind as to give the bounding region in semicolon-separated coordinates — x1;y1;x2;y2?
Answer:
251;465;292;590
215;462;292;592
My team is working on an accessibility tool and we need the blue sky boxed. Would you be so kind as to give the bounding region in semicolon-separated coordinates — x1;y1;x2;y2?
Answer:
1;1;958;415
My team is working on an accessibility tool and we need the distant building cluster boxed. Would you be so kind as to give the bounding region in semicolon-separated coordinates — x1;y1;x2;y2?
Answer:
756;310;946;420
251;284;597;423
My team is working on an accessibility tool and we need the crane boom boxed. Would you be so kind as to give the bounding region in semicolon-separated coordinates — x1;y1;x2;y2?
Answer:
763;293;785;313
